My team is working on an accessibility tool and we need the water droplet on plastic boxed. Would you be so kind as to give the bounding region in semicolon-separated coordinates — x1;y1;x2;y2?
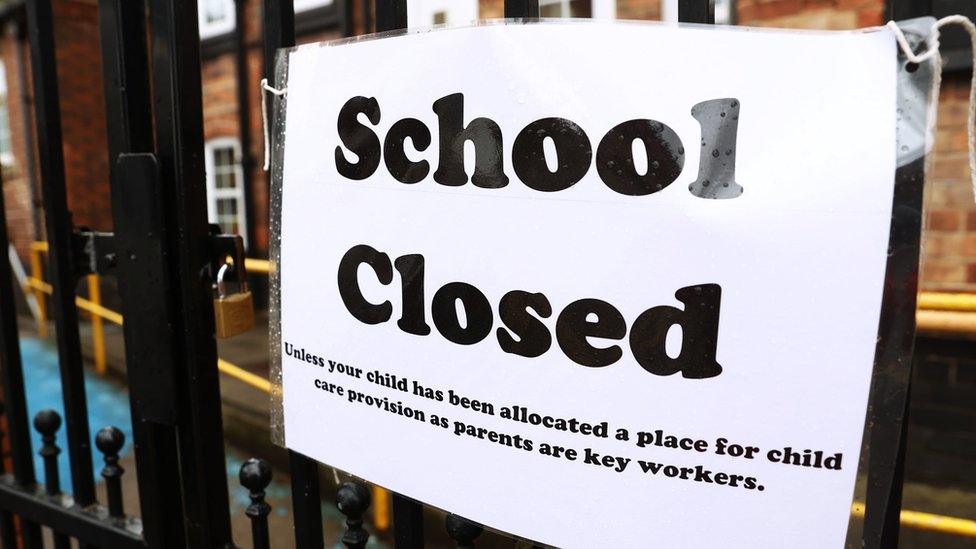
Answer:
711;149;720;158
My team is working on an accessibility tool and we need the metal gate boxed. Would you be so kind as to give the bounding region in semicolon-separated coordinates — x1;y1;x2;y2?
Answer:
0;0;937;547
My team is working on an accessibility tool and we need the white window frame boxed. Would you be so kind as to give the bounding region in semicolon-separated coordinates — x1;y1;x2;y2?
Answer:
538;0;615;19
409;0;478;27
0;60;12;166
199;0;235;39
205;137;248;246
294;0;333;12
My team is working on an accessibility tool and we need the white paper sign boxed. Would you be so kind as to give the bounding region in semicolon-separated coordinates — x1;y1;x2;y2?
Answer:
277;22;896;548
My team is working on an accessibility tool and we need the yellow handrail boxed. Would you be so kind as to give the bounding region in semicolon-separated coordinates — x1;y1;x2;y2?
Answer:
217;358;272;394
245;258;272;274
917;292;976;312
851;502;976;538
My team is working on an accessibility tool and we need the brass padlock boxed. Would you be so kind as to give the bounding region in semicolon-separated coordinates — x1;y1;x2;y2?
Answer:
214;263;254;338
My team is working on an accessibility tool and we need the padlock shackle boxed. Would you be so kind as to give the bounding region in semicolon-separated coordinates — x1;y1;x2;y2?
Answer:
216;260;248;297
216;263;231;297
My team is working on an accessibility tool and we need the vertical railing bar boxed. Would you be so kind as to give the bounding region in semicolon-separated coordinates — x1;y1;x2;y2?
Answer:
361;0;373;34
289;450;324;548
0;404;16;547
261;4;320;547
375;0;407;32
340;0;354;37
678;0;714;24
504;0;539;18
234;0;258;254
0;143;43;549
887;0;932;21
864;4;926;547
262;0;296;95
96;1;189;546
24;0;98;507
373;5;426;547
148;0;235;545
262;0;295;271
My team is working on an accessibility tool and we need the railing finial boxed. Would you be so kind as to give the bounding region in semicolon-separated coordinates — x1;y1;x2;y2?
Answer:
337;481;371;549
240;458;272;549
96;426;126;519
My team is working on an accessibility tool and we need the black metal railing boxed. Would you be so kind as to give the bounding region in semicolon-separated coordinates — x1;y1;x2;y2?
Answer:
0;0;925;547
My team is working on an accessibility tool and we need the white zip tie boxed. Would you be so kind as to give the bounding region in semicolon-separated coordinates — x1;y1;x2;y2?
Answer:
887;16;976;202
260;78;288;171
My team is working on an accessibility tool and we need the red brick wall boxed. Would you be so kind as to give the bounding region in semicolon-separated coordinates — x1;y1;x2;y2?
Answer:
1;27;40;259
55;0;111;235
920;76;974;291
737;0;884;28
1;0;110;260
479;0;503;19
616;0;661;20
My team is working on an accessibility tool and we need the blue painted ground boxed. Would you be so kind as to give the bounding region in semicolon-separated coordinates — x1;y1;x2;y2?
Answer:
19;337;133;488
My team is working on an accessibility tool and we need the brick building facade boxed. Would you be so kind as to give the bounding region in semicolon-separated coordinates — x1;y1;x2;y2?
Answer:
0;0;973;291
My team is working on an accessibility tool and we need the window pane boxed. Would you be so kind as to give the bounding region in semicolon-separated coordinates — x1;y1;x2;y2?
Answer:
213;146;238;189
540;3;565;17
207;140;245;242
205;0;227;23
216;198;238;216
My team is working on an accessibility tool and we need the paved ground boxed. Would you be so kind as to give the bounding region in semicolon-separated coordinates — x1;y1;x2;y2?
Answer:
11;312;973;547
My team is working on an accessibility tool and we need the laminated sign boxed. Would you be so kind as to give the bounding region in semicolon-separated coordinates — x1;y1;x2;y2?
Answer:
272;21;914;548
